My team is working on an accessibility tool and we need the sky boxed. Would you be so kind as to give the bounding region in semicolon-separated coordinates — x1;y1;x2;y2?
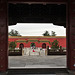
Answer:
8;23;66;36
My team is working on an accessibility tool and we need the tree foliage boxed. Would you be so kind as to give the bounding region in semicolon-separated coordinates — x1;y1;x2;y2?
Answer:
9;29;21;36
43;31;56;36
9;42;17;50
50;40;59;49
43;31;50;36
51;31;56;36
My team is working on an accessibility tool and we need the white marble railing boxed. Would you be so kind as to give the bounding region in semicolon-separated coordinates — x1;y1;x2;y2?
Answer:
23;48;46;56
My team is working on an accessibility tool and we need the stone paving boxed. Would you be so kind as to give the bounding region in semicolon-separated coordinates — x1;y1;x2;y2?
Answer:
8;55;66;68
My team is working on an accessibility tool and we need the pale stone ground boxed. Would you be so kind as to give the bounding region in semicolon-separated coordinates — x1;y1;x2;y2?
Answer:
8;55;66;68
8;48;69;75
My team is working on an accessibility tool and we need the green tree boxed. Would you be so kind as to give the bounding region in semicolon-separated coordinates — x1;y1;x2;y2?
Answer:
50;40;59;50
51;31;56;36
8;29;21;36
9;42;17;50
43;31;50;36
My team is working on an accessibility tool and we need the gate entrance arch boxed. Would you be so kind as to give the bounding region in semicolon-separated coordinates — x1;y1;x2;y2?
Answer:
19;43;24;49
42;43;46;48
0;0;75;72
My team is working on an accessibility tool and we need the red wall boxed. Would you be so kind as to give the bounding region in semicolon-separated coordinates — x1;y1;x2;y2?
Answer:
8;37;66;48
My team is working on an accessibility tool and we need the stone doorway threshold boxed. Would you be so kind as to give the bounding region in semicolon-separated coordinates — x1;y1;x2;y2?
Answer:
7;68;69;75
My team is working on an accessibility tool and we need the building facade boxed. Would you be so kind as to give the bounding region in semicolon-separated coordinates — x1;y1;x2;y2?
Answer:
8;36;66;49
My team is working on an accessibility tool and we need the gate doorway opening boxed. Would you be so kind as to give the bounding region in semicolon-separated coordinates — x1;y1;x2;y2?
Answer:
42;43;46;48
19;43;24;49
8;23;66;68
8;3;66;69
31;43;36;49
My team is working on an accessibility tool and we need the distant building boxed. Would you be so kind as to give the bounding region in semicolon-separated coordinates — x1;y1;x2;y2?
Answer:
8;36;66;48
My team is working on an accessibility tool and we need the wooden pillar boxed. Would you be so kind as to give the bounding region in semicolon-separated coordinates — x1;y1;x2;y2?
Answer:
67;0;75;70
0;0;8;72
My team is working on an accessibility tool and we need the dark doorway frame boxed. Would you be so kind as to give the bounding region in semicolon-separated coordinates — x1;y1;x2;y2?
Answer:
0;0;75;72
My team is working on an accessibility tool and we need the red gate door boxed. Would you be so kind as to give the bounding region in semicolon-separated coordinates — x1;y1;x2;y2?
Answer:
67;0;75;70
0;0;8;72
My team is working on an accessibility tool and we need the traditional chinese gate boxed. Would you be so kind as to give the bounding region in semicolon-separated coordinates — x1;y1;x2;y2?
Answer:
0;0;75;72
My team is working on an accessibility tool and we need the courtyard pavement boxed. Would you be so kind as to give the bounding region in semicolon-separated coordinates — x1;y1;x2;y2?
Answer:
8;55;66;68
